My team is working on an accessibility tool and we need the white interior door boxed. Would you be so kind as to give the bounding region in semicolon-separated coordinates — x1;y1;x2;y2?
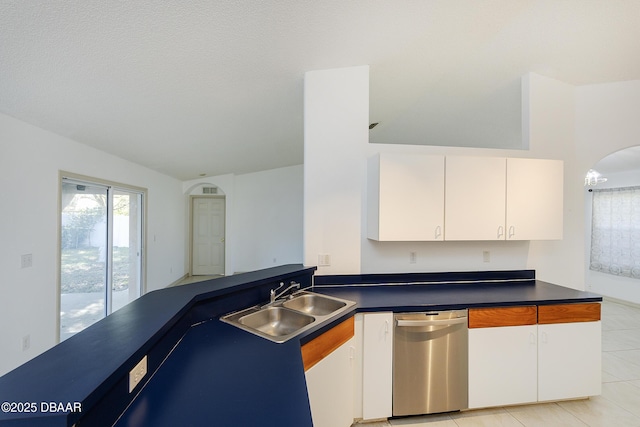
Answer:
192;197;225;275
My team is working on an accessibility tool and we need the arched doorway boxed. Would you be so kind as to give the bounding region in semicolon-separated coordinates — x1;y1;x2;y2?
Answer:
584;146;640;303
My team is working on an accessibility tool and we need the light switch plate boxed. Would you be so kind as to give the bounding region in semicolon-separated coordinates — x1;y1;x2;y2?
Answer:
318;254;331;267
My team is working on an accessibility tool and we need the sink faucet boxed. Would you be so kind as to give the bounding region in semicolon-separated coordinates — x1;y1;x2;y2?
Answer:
270;281;301;303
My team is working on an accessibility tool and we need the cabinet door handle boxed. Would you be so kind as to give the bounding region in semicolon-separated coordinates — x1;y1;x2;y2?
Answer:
497;226;504;238
384;320;389;334
529;332;536;344
541;331;548;344
508;226;515;239
435;225;442;239
349;346;355;361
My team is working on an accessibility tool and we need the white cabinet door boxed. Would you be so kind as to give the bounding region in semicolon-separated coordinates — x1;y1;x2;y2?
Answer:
538;322;601;401
362;312;393;420
468;325;538;408
445;156;507;240
367;153;445;241
305;337;355;427
506;158;563;240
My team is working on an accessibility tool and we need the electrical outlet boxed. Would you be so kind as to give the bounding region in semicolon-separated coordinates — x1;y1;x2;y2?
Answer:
21;335;30;351
409;252;417;264
129;356;147;393
483;251;490;263
21;254;33;269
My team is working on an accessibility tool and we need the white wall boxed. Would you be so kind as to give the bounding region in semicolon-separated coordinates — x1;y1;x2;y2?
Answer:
576;80;640;303
303;67;584;284
234;165;303;272
522;73;581;288
183;165;304;275
584;169;640;303
303;65;370;274
0;112;186;376
576;81;640;303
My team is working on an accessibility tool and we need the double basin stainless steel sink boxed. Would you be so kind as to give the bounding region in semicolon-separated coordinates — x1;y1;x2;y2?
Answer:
220;291;356;343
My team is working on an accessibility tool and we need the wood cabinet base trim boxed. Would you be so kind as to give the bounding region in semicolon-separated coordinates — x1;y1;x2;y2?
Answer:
302;317;354;371
538;303;601;324
468;306;537;328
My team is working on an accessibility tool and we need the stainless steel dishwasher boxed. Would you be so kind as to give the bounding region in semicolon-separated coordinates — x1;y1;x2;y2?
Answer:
393;310;468;416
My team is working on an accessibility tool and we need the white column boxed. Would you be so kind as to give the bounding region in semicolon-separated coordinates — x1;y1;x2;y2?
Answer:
303;66;369;275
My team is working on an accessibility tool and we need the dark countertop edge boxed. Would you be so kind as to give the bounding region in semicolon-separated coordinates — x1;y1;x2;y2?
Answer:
0;264;316;425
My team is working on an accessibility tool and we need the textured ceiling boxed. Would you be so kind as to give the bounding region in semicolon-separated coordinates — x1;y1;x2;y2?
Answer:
1;1;639;180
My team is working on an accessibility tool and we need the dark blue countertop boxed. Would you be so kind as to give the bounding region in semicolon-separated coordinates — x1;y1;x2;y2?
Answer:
312;280;603;313
113;320;312;427
114;271;601;427
0;264;316;427
0;267;602;427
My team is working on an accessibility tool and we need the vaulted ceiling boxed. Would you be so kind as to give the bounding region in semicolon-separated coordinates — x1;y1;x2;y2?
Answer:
1;1;639;180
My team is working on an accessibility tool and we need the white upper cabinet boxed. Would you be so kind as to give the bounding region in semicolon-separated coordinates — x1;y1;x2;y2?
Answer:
367;153;563;241
506;158;563;240
367;153;445;241
445;156;507;240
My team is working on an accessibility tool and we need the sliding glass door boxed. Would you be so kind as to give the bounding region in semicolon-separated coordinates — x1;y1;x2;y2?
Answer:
111;189;143;313
60;177;144;341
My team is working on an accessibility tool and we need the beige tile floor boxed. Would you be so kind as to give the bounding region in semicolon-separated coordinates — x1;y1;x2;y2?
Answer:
356;298;640;427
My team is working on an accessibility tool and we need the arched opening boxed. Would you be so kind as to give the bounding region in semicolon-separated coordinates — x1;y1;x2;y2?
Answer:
584;146;640;304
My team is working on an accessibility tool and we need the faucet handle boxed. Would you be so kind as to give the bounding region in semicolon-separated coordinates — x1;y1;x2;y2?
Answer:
270;282;285;302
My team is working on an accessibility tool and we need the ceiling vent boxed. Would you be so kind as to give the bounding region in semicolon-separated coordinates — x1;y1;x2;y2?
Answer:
202;187;218;195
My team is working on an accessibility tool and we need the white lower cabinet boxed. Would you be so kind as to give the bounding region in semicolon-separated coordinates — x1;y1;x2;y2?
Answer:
362;312;393;420
305;305;600;425
469;319;602;409
305;337;355;427
538;321;601;401
468;325;538;408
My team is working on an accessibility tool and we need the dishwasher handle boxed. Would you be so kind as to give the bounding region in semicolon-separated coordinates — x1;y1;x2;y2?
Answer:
396;316;468;327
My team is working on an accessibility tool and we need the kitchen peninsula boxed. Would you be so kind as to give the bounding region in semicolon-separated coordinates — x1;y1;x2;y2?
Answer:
0;265;602;427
